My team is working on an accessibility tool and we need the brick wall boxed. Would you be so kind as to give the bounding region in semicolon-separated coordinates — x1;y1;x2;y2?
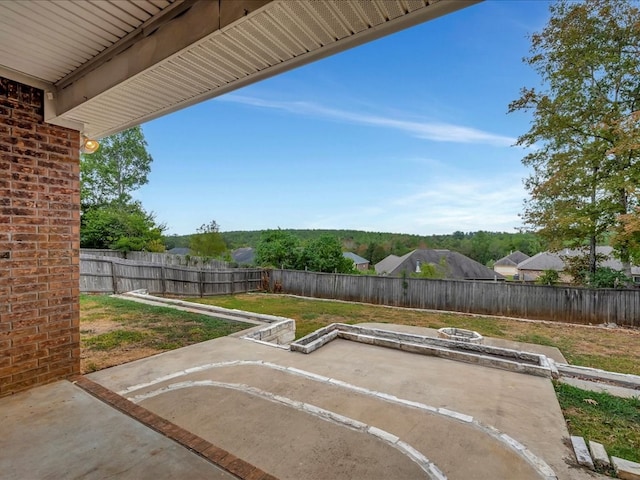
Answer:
0;77;80;396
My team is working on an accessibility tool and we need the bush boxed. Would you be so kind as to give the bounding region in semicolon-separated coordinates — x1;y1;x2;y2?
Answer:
537;269;559;285
588;267;630;289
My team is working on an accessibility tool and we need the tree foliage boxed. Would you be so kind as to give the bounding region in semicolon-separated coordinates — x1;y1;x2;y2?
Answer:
299;235;354;273
509;0;640;275
81;201;164;252
189;220;227;257
80;126;163;252
536;269;559;286
220;229;546;266
255;230;301;269
81;126;152;208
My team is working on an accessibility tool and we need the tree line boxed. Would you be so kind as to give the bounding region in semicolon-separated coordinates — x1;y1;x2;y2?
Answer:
164;229;546;267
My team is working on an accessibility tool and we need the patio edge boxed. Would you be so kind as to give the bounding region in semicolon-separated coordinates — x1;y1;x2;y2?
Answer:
71;376;279;480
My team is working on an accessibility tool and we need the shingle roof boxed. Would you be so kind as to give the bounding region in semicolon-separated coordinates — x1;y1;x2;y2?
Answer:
232;247;255;265
375;249;504;280
494;251;530;267
374;254;403;275
343;252;369;265
517;246;640;274
168;247;191;255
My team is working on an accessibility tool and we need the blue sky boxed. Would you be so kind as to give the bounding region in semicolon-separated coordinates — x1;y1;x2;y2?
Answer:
140;1;551;236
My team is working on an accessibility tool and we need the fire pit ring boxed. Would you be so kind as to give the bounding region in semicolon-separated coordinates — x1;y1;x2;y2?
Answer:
437;327;483;344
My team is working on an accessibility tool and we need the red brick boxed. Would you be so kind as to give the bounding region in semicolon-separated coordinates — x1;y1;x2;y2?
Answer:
0;359;38;377
1;326;37;338
1;76;79;397
12;332;47;346
1;376;39;395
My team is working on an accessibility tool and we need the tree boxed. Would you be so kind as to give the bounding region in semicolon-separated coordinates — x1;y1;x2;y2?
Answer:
300;235;354;273
80;201;165;251
255;229;301;269
189;220;227;257
509;0;640;276
80;126;153;209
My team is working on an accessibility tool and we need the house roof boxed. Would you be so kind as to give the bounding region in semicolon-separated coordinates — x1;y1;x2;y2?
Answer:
343;252;369;265
374;254;402;275
375;249;504;281
168;247;191;255
517;246;640;274
0;0;477;139
494;251;529;267
232;247;255;265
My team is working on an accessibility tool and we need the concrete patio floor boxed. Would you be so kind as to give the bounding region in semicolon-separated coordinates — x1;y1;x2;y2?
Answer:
2;323;606;480
0;380;237;480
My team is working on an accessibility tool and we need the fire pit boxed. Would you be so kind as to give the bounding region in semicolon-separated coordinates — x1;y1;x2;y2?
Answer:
437;327;483;344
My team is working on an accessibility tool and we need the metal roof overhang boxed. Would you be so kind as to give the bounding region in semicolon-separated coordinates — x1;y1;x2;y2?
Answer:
0;0;479;139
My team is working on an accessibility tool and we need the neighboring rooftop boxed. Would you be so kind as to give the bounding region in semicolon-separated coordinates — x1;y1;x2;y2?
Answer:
495;251;530;267
343;252;370;265
232;247;256;265
375;249;504;281
518;246;640;275
168;247;191;255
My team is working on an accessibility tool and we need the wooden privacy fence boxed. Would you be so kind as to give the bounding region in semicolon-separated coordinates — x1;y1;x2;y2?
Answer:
269;269;640;327
80;249;230;269
80;255;263;296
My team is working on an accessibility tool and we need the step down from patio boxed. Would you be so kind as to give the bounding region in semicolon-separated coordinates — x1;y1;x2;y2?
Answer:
588;441;610;470
570;436;594;470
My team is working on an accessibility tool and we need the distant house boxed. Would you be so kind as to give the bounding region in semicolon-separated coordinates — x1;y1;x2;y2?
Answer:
494;251;530;278
232;247;255;266
168;247;191;255
517;246;640;282
343;252;370;271
375;249;504;281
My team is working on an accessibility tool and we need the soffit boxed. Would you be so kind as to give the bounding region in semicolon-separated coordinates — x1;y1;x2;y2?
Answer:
0;0;478;138
0;0;177;84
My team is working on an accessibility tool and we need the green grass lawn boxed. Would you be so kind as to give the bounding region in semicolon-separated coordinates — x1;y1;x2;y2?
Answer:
555;382;640;464
80;294;251;372
187;293;640;376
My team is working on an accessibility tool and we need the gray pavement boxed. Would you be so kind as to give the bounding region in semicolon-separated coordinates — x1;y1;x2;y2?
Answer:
0;380;236;480
89;333;602;480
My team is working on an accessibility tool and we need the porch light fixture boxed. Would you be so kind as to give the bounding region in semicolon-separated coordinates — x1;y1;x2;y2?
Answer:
81;136;99;154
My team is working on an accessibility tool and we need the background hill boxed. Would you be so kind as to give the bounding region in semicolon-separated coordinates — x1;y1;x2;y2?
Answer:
164;229;546;267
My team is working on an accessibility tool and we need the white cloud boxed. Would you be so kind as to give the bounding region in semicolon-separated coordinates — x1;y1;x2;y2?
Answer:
221;95;516;147
301;172;527;235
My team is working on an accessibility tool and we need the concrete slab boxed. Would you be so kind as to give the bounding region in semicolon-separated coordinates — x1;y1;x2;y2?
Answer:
0;381;236;480
588;440;610;469
571;436;595;470
561;377;640;399
358;322;568;363
89;335;603;479
612;456;640;480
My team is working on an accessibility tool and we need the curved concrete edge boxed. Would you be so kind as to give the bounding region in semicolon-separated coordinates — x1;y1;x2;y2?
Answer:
72;376;279;480
121;360;557;480
133;380;444;480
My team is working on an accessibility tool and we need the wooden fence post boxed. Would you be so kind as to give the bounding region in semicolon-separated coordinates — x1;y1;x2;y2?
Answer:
199;270;204;298
160;266;166;296
110;260;118;294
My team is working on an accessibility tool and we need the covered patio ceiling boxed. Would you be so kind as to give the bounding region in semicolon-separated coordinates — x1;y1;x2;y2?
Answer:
0;0;478;139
